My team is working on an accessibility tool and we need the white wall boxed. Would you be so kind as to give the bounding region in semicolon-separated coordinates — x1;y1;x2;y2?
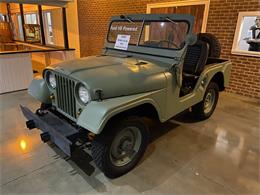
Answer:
0;53;33;93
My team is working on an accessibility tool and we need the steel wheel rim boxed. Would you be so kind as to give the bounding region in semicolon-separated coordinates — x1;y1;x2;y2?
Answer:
109;126;142;167
204;89;216;114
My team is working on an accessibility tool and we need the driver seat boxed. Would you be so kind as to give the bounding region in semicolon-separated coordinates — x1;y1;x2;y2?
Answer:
180;41;209;96
183;40;209;77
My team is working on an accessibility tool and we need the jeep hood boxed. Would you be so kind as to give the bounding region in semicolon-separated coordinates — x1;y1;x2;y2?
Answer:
51;55;168;100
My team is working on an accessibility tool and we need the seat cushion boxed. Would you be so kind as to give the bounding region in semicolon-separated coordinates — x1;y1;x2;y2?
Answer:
183;41;209;75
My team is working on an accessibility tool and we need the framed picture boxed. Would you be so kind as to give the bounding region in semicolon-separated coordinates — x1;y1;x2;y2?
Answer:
24;24;41;43
231;11;260;57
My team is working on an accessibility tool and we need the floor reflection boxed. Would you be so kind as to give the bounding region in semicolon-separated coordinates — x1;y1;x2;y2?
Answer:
19;139;27;151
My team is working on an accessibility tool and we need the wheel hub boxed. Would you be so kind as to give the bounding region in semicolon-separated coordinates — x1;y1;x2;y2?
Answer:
110;127;141;167
204;89;216;114
121;139;134;152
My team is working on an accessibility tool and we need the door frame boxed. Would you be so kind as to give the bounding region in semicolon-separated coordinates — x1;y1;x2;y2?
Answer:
147;0;210;32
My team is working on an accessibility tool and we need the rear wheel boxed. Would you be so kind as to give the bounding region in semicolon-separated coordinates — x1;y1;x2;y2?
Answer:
91;116;149;178
192;82;219;120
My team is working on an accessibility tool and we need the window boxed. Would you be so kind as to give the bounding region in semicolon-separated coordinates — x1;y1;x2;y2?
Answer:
0;14;5;22
108;21;143;45
43;11;54;44
11;13;24;41
23;12;41;43
140;21;189;49
17;14;23;40
24;13;37;24
42;6;64;47
22;4;41;43
107;20;189;49
9;3;24;41
5;3;68;48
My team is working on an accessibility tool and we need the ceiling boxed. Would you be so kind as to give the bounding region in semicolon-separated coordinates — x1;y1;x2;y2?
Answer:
3;0;73;7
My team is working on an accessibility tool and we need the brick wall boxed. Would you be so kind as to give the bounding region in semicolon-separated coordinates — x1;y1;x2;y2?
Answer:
77;0;260;98
207;0;260;98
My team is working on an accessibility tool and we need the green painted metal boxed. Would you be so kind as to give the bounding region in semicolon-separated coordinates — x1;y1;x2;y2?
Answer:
27;14;232;135
77;89;166;134
163;60;232;119
51;55;168;100
28;77;51;104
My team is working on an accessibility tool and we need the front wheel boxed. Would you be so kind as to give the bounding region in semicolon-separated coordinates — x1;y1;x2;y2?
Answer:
91;116;149;178
192;82;219;120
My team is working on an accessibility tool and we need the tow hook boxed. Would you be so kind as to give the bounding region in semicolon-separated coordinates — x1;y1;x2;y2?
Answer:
26;120;36;130
40;132;50;143
36;108;47;116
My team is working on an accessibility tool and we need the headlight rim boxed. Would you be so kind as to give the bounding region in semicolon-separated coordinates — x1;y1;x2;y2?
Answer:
45;70;56;89
76;83;91;105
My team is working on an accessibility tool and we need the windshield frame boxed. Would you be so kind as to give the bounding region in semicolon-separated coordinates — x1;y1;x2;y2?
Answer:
104;14;194;62
106;18;190;51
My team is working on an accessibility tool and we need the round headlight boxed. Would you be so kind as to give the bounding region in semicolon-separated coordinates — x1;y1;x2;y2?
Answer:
78;85;90;104
48;72;56;89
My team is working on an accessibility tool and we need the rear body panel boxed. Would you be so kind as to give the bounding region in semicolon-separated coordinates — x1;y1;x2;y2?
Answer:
164;60;231;119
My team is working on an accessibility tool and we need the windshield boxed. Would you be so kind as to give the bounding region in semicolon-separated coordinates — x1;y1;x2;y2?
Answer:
108;20;189;50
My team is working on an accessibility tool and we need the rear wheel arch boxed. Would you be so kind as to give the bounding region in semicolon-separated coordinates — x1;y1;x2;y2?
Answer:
210;72;225;91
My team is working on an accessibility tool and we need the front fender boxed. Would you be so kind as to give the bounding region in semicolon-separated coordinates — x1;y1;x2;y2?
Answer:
28;76;51;104
76;89;166;134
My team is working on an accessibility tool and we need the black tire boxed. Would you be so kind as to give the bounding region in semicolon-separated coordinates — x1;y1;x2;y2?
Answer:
192;82;219;120
91;116;149;178
198;33;221;58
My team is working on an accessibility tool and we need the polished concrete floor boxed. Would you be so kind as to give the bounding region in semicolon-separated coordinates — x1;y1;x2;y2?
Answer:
0;90;259;194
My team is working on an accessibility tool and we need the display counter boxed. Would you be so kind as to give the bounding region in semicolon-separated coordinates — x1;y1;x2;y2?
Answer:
0;42;75;94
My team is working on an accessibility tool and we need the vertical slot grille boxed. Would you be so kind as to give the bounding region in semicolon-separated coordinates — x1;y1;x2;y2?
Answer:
55;74;76;119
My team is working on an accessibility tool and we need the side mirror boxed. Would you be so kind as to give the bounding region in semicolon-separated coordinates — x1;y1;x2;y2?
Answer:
185;33;197;45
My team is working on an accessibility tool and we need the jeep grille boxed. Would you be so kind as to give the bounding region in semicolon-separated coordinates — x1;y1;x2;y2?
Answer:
55;74;77;119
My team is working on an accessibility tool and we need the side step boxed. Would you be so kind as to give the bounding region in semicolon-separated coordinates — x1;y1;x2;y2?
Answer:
20;105;79;156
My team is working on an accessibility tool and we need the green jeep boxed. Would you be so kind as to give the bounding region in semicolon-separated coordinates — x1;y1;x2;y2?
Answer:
21;14;231;178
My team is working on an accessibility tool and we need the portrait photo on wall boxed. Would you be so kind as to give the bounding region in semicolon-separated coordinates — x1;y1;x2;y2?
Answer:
232;11;260;57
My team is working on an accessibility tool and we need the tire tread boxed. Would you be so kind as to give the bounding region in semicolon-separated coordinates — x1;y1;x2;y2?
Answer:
91;116;149;178
192;82;219;120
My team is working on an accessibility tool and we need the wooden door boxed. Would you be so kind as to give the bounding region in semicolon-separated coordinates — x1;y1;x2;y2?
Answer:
150;4;205;33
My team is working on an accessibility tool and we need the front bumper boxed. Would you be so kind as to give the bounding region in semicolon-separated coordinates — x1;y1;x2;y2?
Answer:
20;105;79;156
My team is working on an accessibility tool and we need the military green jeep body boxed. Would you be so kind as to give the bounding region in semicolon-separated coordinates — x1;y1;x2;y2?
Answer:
21;14;231;178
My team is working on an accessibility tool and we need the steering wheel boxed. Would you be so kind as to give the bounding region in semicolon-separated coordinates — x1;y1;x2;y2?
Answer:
158;40;180;49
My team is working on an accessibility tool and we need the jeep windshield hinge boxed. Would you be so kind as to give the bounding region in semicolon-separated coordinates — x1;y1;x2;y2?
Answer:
165;17;178;25
120;15;135;24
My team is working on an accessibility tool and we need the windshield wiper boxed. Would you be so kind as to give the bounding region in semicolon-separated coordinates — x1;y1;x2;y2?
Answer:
120;15;135;24
165;17;177;25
